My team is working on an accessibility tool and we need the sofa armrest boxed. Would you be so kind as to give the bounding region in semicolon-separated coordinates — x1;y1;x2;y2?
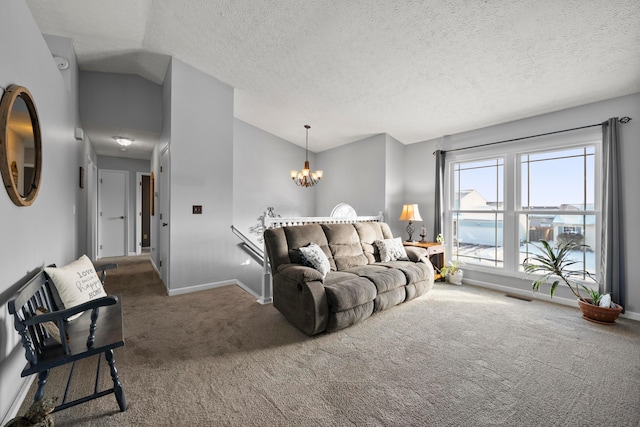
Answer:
278;263;325;283
404;246;428;262
273;272;328;335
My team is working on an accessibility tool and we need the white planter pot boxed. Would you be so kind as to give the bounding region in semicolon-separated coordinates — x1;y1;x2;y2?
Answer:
447;270;463;285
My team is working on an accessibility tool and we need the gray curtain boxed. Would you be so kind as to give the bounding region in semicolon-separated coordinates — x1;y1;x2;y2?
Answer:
600;118;625;309
433;150;446;240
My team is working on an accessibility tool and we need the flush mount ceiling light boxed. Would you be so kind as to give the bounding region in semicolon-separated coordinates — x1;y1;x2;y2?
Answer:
290;125;323;187
113;136;134;147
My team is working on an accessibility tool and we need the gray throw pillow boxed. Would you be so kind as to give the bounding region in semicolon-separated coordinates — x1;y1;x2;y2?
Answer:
374;237;409;262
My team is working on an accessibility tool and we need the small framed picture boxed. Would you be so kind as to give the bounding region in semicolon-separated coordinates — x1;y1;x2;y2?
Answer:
79;166;84;188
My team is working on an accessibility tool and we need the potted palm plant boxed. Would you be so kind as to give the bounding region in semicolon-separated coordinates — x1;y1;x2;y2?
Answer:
440;260;463;285
523;240;623;324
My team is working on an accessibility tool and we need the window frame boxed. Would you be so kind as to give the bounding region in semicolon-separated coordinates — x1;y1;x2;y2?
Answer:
443;128;602;280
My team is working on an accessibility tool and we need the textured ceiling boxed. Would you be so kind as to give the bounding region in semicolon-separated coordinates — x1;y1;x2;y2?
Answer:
26;0;640;155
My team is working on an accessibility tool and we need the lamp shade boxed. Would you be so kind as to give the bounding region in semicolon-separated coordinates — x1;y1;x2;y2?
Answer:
399;204;422;222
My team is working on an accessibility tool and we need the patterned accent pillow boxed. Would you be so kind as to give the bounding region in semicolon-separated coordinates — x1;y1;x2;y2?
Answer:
298;243;331;278
374;237;409;262
44;255;107;321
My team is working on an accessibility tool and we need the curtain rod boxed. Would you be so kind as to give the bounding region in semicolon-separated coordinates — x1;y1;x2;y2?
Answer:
434;116;632;155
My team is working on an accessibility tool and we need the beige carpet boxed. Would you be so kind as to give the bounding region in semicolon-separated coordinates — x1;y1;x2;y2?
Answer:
16;255;640;426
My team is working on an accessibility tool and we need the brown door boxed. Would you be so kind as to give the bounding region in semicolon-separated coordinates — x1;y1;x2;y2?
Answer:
141;175;151;248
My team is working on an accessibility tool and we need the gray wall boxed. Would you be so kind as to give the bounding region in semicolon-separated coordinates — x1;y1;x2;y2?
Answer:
316;134;387;217
97;156;151;254
404;93;640;315
166;58;235;291
385;135;408;239
80;71;163;135
231;119;316;294
0;1;82;422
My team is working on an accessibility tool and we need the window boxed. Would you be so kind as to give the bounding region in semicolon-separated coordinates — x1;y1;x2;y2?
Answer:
446;132;600;280
452;159;504;268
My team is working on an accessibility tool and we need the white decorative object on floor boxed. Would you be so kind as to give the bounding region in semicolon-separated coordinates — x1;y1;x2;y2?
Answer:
599;293;611;308
448;270;463;285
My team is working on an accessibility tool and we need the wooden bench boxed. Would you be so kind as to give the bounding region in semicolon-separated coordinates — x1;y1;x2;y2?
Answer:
7;263;126;413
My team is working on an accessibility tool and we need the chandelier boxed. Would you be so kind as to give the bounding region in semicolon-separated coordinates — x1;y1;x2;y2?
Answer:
290;125;323;187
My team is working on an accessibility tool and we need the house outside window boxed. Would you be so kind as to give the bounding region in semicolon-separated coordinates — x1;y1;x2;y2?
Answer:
445;130;601;281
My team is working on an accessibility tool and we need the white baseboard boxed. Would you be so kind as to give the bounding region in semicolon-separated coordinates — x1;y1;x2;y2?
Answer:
167;279;237;296
165;278;269;305
235;280;262;301
149;259;160;276
463;279;640;322
1;376;34;426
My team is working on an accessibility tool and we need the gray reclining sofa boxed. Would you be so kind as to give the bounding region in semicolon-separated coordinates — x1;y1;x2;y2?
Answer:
264;222;435;335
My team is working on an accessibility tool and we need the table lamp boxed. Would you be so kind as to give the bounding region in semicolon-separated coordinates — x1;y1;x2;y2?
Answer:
399;204;422;242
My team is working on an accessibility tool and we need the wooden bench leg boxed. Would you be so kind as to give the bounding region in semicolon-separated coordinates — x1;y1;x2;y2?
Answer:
105;350;126;412
34;369;50;402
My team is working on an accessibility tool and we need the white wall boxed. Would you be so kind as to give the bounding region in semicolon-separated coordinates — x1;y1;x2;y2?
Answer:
97;156;151;254
0;1;81;422
404;93;640;315
166;58;235;291
40;34;94;259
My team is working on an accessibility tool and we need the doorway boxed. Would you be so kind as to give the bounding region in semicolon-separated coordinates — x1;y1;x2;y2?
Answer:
136;172;152;254
98;169;128;258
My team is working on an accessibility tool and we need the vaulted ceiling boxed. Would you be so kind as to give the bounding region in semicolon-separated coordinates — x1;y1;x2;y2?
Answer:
26;0;640;154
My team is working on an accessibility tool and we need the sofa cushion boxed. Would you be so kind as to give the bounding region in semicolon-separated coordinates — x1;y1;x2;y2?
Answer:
321;224;368;270
299;243;331;277
341;264;389;277
327;301;374;333
404;246;429;262
380;260;430;285
264;228;291;274
374;287;407;312
323;271;359;286
374;237;409;262
324;277;377;312
283;224;337;271
362;269;407;293
354;222;394;263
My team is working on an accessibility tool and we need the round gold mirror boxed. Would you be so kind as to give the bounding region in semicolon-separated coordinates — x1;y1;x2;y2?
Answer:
0;85;42;206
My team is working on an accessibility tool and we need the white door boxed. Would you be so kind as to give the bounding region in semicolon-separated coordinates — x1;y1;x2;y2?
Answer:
159;146;170;287
98;169;128;258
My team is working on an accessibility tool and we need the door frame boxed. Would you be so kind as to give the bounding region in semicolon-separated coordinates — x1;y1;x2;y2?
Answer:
159;145;170;289
97;169;129;259
86;156;98;261
136;172;151;255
